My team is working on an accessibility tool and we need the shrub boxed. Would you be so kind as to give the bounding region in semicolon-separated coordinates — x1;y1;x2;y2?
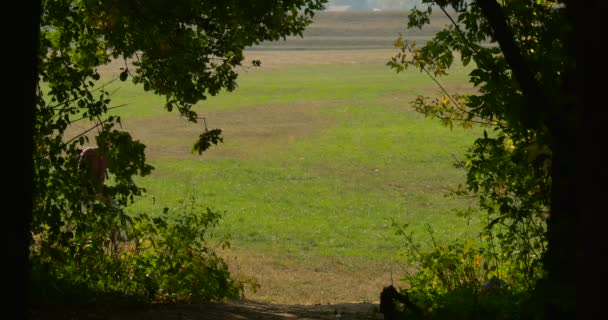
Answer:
393;222;533;319
29;195;243;305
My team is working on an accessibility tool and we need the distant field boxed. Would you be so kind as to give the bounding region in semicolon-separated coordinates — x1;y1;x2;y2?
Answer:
65;10;483;304
251;10;456;50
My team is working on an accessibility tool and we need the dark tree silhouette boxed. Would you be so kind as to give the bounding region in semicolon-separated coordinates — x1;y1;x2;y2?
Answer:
9;0;40;317
389;1;605;318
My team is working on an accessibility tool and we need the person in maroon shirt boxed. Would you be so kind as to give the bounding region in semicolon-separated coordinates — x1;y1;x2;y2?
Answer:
77;142;130;252
78;145;109;201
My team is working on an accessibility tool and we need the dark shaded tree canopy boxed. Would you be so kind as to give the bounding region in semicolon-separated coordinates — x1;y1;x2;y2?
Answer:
388;1;604;318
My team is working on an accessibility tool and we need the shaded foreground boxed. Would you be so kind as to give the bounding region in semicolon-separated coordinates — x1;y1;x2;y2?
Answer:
29;299;381;320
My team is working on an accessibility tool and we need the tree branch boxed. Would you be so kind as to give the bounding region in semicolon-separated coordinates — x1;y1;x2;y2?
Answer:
476;0;545;129
437;5;478;54
404;41;504;127
404;41;464;111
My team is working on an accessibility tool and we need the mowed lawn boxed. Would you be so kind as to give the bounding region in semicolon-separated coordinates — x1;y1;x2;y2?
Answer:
63;10;485;304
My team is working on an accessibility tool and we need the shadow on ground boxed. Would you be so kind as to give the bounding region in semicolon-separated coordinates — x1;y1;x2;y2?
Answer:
29;299;382;320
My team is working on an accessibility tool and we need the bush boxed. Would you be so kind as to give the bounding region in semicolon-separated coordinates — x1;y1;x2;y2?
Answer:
29;195;243;305
125;196;243;302
392;222;534;319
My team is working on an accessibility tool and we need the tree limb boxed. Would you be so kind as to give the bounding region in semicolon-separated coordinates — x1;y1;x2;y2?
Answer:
475;0;545;129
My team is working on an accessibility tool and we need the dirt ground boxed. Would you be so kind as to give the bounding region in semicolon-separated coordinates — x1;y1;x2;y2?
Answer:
29;299;383;320
95;49;401;78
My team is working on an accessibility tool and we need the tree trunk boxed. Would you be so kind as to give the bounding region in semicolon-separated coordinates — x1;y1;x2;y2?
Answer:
8;0;40;317
542;1;606;319
540;132;577;318
573;2;605;319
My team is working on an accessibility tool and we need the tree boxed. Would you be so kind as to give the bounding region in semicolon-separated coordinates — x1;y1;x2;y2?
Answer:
33;0;327;302
388;0;594;318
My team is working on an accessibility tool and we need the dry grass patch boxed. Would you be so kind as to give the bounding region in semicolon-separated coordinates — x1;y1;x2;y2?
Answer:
221;245;410;305
117;101;335;160
96;49;404;78
243;49;402;71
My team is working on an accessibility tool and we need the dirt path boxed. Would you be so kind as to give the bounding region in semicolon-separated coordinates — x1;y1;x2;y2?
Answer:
29;299;383;320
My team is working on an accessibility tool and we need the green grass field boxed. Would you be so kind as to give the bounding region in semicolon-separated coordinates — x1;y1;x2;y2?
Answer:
93;55;481;259
64;10;485;303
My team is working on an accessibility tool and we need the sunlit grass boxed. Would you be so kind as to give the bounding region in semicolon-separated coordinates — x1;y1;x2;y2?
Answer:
113;57;482;263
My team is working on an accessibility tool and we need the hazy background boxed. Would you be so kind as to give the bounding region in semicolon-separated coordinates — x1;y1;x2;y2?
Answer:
324;0;433;11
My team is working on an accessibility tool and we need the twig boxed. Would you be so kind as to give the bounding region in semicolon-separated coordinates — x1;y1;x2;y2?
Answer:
404;41;464;112
437;5;479;55
47;75;121;110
